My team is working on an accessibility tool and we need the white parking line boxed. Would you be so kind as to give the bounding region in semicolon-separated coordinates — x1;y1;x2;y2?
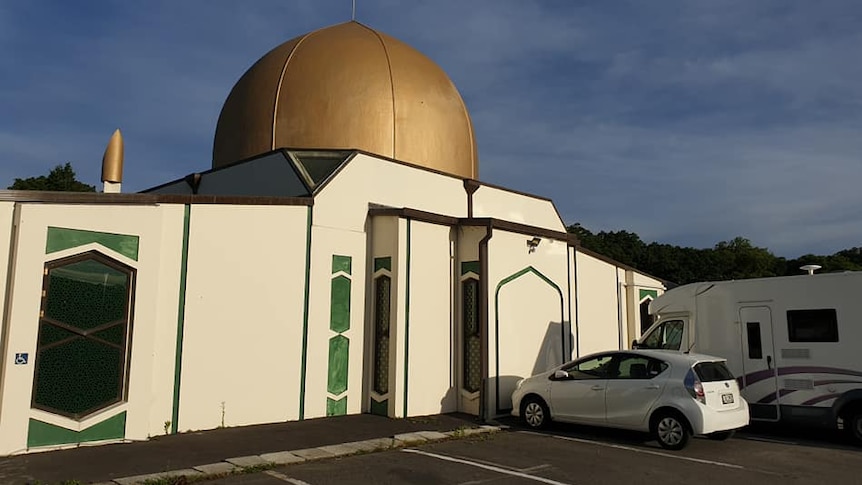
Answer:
519;431;745;470
741;435;799;445
402;449;573;485
263;469;313;484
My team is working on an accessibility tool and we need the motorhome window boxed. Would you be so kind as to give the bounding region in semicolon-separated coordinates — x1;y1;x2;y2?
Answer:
640;320;683;350
746;322;763;359
787;309;838;342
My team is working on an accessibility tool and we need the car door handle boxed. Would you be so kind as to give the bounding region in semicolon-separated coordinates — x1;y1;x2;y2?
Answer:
644;385;660;390
591;385;604;391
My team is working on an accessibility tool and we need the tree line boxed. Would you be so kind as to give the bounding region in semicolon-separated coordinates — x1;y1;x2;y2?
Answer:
7;164;860;286
568;223;862;286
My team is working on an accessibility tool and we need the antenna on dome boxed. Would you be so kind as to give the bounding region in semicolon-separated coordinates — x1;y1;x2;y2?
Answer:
352;0;356;20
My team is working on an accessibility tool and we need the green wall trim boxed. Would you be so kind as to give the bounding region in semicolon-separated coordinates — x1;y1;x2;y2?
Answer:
370;398;388;416
171;205;191;434
46;227;140;261
327;335;349;395
639;289;658;301
28;412;126;448
299;206;313;420
403;220;411;418
326;397;347;416
330;276;351;333
374;257;391;272
460;261;480;276
494;266;564;414
331;255;352;275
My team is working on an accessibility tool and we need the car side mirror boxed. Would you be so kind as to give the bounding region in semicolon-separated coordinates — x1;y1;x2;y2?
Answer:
553;370;570;380
631;339;640;349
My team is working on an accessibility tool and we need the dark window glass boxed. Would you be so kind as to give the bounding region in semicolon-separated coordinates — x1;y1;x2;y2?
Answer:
639;300;653;334
372;276;391;395
462;279;481;393
787;309;839;342
640;320;684;350
617;355;667;379
746;322;763;359
563;354;614;379
33;251;134;419
694;362;734;382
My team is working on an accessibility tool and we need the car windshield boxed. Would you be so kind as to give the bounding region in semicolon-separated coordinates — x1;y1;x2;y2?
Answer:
694;361;734;382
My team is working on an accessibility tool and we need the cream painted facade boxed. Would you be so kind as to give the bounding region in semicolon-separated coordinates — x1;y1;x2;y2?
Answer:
0;150;664;455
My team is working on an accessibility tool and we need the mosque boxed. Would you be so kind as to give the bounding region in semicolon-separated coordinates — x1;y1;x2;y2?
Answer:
0;21;664;455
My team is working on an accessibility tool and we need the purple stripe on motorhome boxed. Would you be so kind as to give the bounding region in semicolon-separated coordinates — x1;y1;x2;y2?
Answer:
739;367;862;389
802;393;841;406
757;388;796;404
813;379;862;387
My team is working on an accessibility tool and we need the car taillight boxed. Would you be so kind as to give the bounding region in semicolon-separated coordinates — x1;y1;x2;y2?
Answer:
684;369;706;404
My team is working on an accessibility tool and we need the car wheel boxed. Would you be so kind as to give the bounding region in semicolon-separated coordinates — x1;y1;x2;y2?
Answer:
652;411;690;450
706;430;735;441
844;407;862;446
521;396;550;429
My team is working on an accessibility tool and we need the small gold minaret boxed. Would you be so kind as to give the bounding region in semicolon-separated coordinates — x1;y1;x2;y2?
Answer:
101;129;124;193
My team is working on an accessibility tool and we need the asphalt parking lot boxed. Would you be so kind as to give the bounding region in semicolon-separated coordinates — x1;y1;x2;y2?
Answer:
206;420;862;485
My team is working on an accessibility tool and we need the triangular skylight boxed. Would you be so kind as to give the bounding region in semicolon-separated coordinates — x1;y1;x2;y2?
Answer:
288;150;352;190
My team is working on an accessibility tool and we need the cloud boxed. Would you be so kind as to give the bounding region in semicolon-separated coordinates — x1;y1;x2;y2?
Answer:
1;0;860;257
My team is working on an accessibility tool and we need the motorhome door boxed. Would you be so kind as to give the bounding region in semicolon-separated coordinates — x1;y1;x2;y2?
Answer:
739;306;780;421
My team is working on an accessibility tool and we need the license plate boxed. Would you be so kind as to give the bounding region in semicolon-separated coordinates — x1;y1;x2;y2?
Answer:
721;393;734;404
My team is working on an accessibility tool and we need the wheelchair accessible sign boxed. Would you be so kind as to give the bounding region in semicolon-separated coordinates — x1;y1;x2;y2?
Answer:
14;353;28;365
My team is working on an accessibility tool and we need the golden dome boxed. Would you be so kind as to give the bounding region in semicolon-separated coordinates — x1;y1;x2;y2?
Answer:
213;21;478;178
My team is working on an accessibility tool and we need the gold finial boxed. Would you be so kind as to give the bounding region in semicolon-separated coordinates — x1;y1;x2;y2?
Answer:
101;129;124;183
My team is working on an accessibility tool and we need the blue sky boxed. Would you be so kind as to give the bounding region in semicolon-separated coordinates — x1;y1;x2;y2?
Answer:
1;1;861;257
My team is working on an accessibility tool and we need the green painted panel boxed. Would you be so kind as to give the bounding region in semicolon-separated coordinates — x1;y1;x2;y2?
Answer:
27;412;126;447
370;398;388;416
331;255;352;275
327;335;349;395
460;261;480;276
374;257;391;272
330;276;351;333
46;227;139;261
639;289;658;301
326;397;347;416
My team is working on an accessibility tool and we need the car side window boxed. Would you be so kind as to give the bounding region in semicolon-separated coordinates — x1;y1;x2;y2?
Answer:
563;355;614;379
616;355;668;379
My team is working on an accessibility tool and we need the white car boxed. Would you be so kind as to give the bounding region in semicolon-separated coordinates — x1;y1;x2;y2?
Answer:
511;349;749;450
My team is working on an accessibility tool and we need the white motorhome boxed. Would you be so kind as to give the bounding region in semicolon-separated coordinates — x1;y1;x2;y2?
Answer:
634;271;862;443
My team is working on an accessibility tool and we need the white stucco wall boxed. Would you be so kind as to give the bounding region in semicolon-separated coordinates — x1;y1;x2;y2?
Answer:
471;186;565;232
487;230;570;416
313;153;467;232
302;224;367;419
454;225;485;415
0;201;14;401
0;203;181;455
404;221;455;416
178;205;307;431
366;216;399;416
574;251;623;356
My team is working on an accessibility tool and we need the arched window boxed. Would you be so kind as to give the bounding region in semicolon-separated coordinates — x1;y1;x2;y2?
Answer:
640;298;654;335
33;251;135;419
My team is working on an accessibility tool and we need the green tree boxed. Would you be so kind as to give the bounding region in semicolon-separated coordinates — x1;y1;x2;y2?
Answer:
7;163;95;192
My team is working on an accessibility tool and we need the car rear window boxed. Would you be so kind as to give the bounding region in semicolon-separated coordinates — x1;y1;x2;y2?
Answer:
694;361;734;382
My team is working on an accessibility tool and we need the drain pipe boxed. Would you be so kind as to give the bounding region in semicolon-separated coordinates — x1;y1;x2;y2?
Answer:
478;220;493;423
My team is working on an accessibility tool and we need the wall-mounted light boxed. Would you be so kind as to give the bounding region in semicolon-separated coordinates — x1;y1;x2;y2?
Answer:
527;237;542;253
